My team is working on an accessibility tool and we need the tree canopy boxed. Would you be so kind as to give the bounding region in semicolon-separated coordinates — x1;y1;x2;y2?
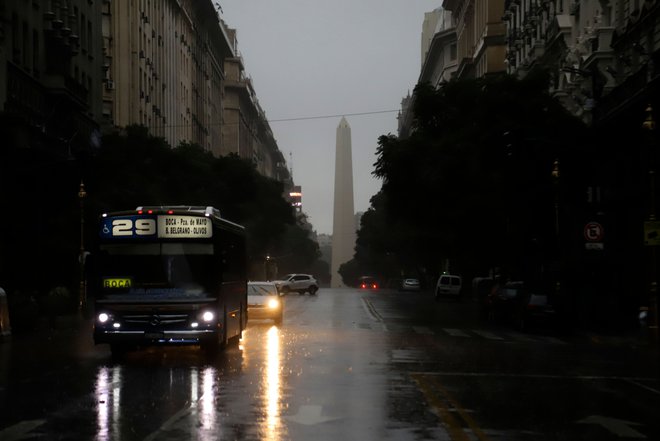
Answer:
343;72;588;287
1;125;326;318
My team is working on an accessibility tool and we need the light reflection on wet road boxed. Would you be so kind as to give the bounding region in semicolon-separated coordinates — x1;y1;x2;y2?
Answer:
78;289;402;440
1;288;659;440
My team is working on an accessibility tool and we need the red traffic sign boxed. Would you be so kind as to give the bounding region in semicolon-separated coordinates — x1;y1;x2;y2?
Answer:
584;222;604;242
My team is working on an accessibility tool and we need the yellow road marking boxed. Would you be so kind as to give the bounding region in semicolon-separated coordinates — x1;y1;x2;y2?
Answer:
412;373;490;441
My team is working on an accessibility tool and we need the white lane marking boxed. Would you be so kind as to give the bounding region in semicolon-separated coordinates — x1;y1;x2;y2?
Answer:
578;415;646;439
471;330;504;340
392;349;427;363
0;420;46;441
284;405;341;425
444;328;470;337
142;393;208;441
625;379;660;395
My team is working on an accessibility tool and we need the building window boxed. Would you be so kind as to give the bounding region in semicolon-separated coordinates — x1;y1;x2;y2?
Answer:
23;21;29;69
12;13;19;63
88;20;93;54
33;29;40;77
81;14;87;53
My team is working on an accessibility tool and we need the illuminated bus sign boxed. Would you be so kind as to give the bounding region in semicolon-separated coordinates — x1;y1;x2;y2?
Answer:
100;215;212;239
158;215;211;238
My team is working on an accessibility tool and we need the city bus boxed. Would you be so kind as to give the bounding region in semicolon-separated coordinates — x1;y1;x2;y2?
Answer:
92;206;247;356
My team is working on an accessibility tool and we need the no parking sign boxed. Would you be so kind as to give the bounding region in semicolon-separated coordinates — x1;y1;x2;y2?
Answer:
584;222;604;250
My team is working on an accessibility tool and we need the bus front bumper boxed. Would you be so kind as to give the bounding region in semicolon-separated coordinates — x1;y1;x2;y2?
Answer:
94;328;219;345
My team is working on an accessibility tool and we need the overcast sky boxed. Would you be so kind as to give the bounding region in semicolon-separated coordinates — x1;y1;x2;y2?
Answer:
221;1;440;235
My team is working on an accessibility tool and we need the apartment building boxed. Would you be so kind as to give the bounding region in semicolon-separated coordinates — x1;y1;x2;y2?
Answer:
101;0;231;155
101;1;289;182
0;0;103;153
398;8;458;138
442;0;508;78
502;0;660;125
222;28;288;181
502;0;613;122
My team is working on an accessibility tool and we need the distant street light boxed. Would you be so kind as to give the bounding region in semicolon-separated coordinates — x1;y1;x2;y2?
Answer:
78;181;87;313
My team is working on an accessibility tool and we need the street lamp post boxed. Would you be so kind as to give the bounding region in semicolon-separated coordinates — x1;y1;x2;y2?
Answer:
642;105;659;344
551;158;564;325
551;159;561;240
78;181;87;313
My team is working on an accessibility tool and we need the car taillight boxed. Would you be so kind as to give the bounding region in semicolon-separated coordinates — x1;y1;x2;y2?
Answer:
361;283;366;289
372;284;378;289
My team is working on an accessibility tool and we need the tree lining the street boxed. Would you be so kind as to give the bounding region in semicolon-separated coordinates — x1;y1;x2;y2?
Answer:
1;125;326;328
342;72;588;288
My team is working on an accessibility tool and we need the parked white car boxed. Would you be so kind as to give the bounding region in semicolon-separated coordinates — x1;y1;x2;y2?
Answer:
247;281;283;325
435;274;462;298
274;274;319;295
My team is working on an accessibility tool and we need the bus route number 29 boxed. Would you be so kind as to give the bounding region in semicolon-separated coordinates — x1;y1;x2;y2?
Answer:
112;219;156;237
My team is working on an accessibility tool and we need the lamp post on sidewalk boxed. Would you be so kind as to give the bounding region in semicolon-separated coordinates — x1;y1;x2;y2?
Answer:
642;105;659;344
78;181;87;314
551;158;561;241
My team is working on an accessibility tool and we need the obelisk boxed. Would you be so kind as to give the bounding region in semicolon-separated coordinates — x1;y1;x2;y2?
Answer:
331;117;356;288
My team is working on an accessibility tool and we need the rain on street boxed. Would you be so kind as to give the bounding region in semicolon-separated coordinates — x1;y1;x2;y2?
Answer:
1;288;659;441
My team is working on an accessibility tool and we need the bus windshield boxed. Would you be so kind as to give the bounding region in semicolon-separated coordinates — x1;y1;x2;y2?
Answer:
97;242;216;300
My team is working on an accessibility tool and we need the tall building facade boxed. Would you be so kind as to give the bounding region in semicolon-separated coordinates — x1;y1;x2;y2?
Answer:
1;0;294;186
398;7;458;138
222;28;289;181
1;0;104;153
101;0;231;155
331;117;356;288
442;0;507;78
501;0;660;126
101;0;290;184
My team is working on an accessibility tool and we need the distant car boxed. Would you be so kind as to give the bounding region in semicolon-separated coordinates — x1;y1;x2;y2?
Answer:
247;281;283;325
401;278;420;291
358;276;379;290
435;274;462;298
274;274;319;295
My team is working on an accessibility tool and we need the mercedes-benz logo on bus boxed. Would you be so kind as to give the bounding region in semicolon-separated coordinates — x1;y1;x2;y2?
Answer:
150;315;161;326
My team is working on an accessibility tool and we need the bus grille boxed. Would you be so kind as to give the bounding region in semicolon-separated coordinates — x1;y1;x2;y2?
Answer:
122;313;189;327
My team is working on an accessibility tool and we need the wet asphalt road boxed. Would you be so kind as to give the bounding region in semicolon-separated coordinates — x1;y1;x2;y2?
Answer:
1;288;659;440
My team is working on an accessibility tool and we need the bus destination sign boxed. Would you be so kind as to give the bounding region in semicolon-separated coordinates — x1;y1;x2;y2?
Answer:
158;215;212;238
100;215;212;239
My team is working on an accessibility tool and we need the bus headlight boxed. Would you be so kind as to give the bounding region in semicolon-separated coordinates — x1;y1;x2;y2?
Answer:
98;313;110;323
201;311;215;322
268;298;280;309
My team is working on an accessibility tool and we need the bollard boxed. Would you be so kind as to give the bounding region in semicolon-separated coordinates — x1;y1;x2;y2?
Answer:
0;287;11;339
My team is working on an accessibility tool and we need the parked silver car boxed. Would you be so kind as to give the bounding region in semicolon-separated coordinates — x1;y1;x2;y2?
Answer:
401;278;421;291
